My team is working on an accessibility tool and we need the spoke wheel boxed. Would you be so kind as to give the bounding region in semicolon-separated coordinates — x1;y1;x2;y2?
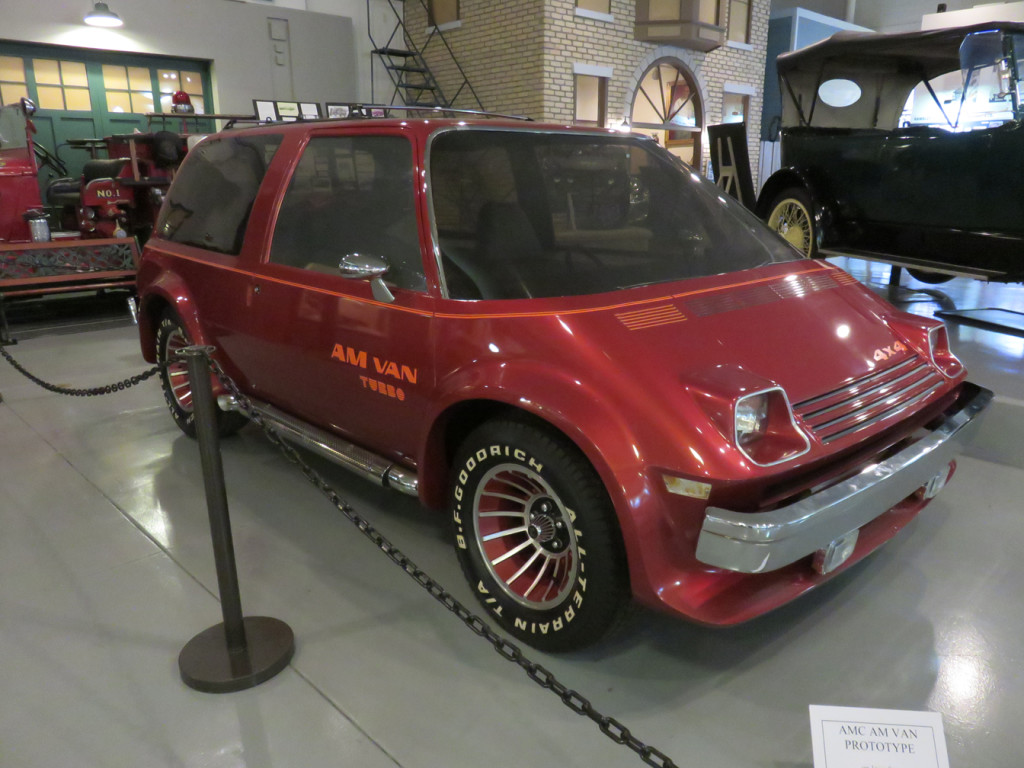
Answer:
767;187;816;257
451;418;630;652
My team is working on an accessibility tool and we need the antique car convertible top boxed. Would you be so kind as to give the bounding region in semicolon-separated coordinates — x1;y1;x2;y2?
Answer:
758;21;1024;282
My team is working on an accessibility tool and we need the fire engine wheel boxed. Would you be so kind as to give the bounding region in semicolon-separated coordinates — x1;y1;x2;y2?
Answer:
766;187;817;258
155;311;248;439
451;417;630;652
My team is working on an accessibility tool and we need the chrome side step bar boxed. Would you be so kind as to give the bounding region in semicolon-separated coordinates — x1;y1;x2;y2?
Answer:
218;395;419;497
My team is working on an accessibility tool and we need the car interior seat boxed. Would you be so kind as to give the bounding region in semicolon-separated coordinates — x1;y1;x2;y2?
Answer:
471;201;545;299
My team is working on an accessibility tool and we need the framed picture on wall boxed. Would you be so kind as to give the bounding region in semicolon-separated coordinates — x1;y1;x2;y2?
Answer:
299;102;322;120
276;101;300;121
253;99;277;123
325;103;351;119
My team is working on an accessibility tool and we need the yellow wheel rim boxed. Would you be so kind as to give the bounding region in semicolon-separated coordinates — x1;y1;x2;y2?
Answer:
768;198;813;257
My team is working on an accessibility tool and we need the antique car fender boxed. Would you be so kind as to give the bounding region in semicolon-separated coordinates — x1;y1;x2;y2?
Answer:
756;167;839;249
417;358;699;601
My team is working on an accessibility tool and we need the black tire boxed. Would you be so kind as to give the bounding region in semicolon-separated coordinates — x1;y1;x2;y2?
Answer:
450;418;630;652
155;311;248;439
907;269;955;285
765;186;817;257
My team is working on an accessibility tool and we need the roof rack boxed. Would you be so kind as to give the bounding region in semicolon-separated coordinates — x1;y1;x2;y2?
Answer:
323;103;532;121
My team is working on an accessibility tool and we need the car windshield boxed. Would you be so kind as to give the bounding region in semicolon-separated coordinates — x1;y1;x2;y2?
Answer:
428;129;797;300
902;30;1018;131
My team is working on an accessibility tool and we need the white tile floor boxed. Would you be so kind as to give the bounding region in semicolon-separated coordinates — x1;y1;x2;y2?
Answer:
1;259;1022;768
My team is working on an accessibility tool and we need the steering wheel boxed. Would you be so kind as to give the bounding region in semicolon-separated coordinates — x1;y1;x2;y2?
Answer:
34;142;69;177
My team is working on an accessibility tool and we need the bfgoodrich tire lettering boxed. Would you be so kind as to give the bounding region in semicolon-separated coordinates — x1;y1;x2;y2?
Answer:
451;418;629;652
155;311;248;439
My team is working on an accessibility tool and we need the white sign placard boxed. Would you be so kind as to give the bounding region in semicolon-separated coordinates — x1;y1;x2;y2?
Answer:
810;705;950;768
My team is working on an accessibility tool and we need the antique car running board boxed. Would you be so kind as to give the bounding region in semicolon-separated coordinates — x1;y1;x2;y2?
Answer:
218;395;419;497
818;248;1007;281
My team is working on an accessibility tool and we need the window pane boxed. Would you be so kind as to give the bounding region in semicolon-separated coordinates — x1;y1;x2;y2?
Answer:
1;83;30;105
106;91;132;113
649;0;679;21
36;85;64;110
157;134;284;254
699;0;718;24
131;91;154;113
723;93;747;122
180;70;203;95
102;64;129;90
0;56;26;84
429;0;459;25
33;59;62;85
270;136;425;291
60;60;88;87
190;95;205;114
64;88;92;111
575;74;601;123
727;0;749;41
127;66;151;91
577;0;610;12
158;69;179;94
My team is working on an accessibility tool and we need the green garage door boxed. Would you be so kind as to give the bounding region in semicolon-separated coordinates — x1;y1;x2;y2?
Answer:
0;41;213;187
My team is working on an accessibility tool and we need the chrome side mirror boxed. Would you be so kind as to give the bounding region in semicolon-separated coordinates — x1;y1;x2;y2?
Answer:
338;252;395;303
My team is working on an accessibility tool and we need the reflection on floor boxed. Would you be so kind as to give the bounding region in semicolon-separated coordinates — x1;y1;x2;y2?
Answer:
1;259;1022;768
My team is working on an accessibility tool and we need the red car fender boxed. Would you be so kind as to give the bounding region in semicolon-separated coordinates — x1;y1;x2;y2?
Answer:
416;357;682;601
136;265;205;363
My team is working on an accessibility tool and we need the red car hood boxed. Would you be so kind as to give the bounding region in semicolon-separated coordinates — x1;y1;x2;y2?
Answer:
571;261;904;400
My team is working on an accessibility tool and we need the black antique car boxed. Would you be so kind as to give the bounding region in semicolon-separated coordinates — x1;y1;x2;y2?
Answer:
757;22;1024;282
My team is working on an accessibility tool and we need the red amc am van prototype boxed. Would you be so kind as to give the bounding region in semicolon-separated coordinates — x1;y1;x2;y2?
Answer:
136;113;991;651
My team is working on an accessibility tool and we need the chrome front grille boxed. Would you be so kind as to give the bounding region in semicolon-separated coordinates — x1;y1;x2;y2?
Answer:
793;356;944;444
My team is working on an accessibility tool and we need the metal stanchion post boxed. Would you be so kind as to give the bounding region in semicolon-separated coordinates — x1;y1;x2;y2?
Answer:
177;345;294;693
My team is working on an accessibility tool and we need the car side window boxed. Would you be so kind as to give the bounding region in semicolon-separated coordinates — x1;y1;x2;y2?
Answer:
269;135;426;292
157;133;282;255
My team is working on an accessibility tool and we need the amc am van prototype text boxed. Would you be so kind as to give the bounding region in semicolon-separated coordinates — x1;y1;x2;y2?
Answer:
136;112;991;651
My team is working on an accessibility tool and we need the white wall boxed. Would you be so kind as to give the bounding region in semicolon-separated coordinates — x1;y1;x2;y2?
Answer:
769;0;1020;32
922;1;1024;29
1;0;388;113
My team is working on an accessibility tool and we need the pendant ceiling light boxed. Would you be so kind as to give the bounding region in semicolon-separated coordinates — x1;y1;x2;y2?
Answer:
84;2;123;27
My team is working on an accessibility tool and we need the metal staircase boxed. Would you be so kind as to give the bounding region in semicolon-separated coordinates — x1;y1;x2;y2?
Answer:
367;0;484;111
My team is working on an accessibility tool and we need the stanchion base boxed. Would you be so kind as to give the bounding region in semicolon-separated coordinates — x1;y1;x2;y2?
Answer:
179;616;294;694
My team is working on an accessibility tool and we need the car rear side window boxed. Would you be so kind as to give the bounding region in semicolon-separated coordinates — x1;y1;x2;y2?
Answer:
156;133;282;255
269;135;425;292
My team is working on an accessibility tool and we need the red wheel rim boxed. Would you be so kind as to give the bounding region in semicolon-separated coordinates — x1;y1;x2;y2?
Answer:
473;463;577;609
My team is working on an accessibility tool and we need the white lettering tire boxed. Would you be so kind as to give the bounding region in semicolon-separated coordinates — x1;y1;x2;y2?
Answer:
450;418;630;652
155;311;248;439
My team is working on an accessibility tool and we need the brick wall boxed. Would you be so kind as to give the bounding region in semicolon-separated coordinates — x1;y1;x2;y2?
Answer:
404;0;770;180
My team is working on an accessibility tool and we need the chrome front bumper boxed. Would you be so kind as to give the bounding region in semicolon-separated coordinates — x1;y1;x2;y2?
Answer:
695;383;992;574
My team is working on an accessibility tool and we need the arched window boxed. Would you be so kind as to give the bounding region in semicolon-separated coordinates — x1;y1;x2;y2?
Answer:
630;59;703;167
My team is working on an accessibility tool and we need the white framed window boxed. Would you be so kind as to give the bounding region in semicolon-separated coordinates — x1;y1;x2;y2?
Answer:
727;0;750;43
576;0;613;22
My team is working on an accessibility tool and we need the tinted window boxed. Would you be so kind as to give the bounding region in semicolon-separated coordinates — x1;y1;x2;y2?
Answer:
269;135;424;291
429;129;797;300
156;133;282;254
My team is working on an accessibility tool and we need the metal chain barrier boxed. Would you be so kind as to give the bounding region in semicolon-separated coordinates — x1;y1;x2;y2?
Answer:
207;356;680;768
1;339;680;767
1;346;164;396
